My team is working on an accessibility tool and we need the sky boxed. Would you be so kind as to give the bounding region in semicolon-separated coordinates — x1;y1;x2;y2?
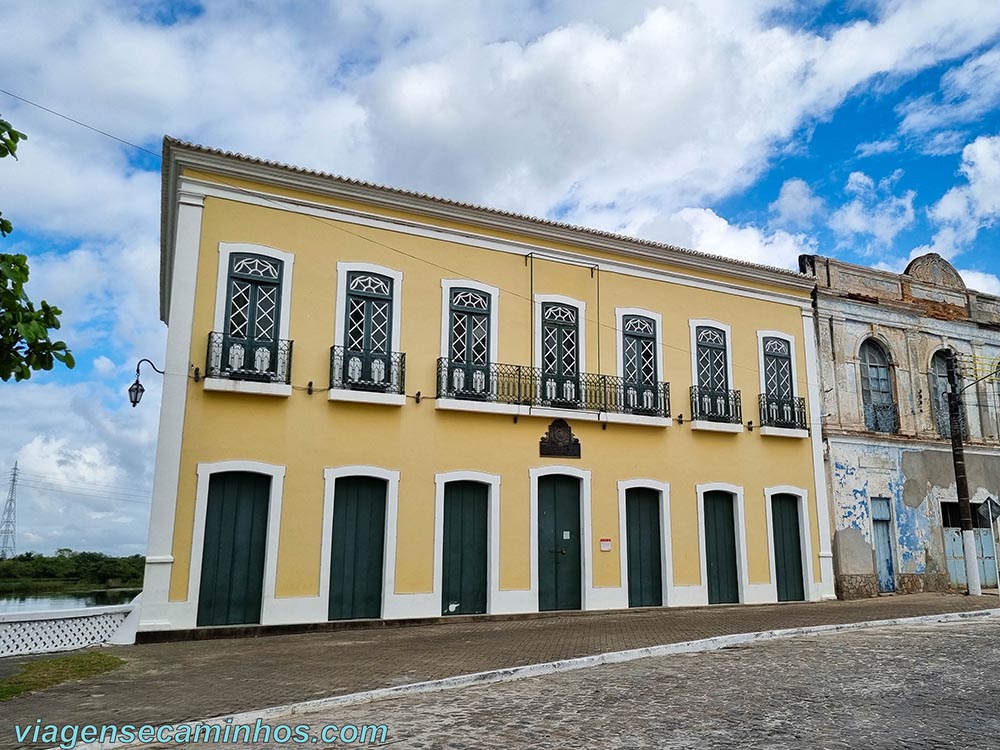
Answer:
2;0;1000;556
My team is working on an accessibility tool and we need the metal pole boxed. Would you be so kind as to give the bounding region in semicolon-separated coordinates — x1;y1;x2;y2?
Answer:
946;349;981;595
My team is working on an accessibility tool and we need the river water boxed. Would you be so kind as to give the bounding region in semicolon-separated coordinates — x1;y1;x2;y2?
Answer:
0;589;140;615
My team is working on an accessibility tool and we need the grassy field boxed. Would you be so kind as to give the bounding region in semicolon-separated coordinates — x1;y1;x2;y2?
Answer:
0;652;124;701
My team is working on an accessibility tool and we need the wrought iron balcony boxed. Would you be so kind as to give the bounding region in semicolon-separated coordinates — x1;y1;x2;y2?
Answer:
689;386;742;424
758;394;807;430
864;402;899;433
436;358;670;418
206;331;292;384
330;345;405;394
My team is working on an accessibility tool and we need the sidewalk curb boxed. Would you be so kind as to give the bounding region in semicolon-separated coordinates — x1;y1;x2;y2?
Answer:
75;607;1000;749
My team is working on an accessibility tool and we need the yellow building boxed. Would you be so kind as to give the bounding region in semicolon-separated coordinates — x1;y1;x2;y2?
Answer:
138;138;835;634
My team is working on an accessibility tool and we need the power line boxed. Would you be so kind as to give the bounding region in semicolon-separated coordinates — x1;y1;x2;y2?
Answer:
0;87;161;159
18;481;152;507
15;471;152;495
18;478;151;500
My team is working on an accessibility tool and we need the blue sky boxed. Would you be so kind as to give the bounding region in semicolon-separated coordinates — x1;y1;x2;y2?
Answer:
2;0;1000;554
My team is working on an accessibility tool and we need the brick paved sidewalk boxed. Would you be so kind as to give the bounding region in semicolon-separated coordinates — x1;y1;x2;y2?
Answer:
0;593;996;747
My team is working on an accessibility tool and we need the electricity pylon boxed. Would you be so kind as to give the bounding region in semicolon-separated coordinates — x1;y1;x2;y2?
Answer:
0;462;17;559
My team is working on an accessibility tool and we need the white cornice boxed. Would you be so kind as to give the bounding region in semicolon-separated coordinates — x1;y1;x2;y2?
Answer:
171;177;814;314
160;144;814;321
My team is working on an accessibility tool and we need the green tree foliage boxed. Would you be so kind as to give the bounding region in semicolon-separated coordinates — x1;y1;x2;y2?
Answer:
0;115;74;381
0;550;145;590
0;115;27;239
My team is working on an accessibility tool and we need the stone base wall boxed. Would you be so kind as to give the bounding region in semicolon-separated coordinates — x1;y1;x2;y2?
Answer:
898;572;951;594
835;574;880;600
836;573;952;599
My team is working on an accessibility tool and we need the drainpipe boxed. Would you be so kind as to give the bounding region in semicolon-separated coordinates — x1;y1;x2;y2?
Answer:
945;349;981;596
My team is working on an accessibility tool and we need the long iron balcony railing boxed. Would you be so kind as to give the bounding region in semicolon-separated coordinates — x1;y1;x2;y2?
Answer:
206;331;293;384
330;345;406;394
864;402;900;433
689;386;742;424
436;357;671;418
758;394;807;430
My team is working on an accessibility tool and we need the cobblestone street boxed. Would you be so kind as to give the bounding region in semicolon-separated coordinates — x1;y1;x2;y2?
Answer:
276;618;1000;749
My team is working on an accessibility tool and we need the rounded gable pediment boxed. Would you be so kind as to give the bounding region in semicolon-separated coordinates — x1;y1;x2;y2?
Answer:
904;253;966;290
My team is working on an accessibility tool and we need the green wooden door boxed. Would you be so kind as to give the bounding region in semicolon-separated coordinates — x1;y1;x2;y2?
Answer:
626;487;663;608
441;481;488;615
329;476;387;620
197;472;270;627
537;475;582;611
704;490;739;604
772;493;805;602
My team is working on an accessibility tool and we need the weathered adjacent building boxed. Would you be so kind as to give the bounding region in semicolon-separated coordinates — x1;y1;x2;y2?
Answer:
800;253;1000;599
139;138;838;635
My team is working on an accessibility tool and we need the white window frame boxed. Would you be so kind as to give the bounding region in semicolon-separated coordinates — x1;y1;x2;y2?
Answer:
534;294;587;373
187;460;286;627
688;319;741;433
206;243;295;397
616;308;664;383
439;280;500;361
756;330;806;437
331;262;405;406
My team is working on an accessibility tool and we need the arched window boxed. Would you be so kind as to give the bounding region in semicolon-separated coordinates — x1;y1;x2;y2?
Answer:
343;271;395;390
447;288;491;397
541;302;581;406
859;339;898;432
220;252;285;380
622;315;658;413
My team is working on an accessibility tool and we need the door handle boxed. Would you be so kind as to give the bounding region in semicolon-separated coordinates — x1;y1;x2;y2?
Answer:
559;548;567;555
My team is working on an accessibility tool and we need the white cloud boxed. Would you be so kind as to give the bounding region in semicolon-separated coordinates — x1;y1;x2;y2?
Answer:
829;170;916;248
769;179;824;229
914;134;1000;259
640;208;816;270
959;269;1000;295
92;356;116;377
899;46;1000;136
855;139;900;158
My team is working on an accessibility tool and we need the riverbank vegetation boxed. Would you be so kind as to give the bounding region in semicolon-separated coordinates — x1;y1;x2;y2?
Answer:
0;550;144;594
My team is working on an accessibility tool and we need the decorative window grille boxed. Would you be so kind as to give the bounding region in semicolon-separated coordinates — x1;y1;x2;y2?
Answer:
218;253;285;380
763;337;793;400
860;339;898;433
448;288;491;396
343;272;394;390
696;326;728;391
541;303;580;406
622;315;658;412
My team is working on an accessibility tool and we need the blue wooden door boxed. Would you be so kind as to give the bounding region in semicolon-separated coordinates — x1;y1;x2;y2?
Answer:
871;497;895;593
946;528;999;588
